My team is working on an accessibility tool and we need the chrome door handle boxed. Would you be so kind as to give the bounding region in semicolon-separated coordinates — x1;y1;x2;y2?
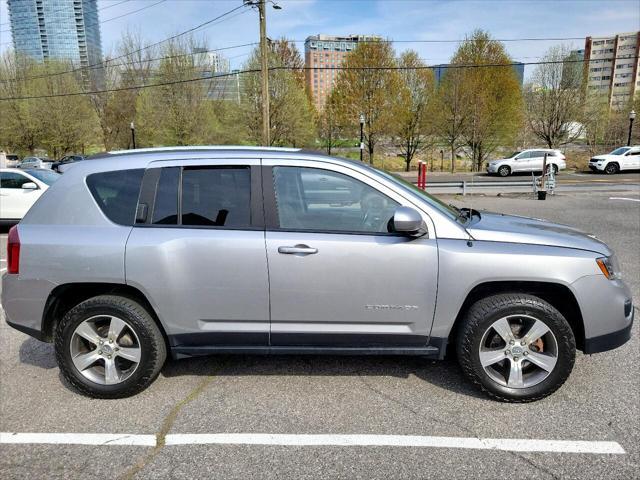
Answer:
278;245;318;255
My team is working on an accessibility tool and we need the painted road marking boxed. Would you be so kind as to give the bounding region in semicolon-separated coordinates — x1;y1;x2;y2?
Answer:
609;197;640;202
0;432;155;446
0;432;624;454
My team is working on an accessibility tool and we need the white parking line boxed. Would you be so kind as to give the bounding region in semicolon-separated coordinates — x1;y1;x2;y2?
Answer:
0;432;625;454
0;432;155;446
609;197;640;202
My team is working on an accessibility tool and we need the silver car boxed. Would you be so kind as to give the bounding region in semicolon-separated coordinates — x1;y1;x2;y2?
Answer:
487;149;566;177
18;156;53;170
1;147;633;401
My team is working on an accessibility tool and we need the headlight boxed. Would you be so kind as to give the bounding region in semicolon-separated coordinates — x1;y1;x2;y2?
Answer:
596;255;621;280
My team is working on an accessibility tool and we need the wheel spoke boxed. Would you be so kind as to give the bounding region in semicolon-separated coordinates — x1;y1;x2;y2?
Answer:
116;346;141;363
74;322;102;345
104;358;120;385
507;359;524;388
526;351;557;372
108;317;127;341
524;319;550;343
479;349;505;367
72;350;101;371
492;318;515;344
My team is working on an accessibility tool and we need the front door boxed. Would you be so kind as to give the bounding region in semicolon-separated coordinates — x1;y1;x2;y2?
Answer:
513;152;532;172
263;161;439;348
126;159;270;350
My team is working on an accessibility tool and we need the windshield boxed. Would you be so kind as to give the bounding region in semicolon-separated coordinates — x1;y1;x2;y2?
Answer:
354;162;459;221
25;169;60;186
610;147;630;155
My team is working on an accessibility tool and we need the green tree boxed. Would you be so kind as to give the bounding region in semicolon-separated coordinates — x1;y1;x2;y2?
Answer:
454;30;523;171
242;39;314;147
434;65;469;172
394;50;436;171
331;41;402;164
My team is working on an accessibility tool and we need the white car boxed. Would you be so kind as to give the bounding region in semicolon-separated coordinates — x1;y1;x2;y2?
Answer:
0;168;60;224
486;149;566;177
588;146;640;174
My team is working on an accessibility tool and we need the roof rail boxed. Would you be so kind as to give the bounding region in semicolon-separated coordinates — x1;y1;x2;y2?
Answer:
107;146;302;155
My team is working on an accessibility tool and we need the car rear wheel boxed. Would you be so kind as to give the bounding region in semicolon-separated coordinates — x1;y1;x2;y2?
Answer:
456;293;575;402
546;164;558;175
604;163;619;174
55;295;167;399
498;165;511;177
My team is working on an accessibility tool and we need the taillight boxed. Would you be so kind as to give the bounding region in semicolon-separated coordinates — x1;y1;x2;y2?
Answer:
7;225;20;274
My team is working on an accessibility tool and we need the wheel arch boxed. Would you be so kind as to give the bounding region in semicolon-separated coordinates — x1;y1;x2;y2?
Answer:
41;283;169;346
448;281;585;352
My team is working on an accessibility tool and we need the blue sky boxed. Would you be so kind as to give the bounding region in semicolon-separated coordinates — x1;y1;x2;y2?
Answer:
1;0;639;79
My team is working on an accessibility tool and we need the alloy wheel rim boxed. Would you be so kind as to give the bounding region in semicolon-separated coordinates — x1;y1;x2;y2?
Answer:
478;315;558;389
69;315;142;385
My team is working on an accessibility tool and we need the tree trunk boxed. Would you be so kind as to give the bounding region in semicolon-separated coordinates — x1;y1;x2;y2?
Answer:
450;145;456;173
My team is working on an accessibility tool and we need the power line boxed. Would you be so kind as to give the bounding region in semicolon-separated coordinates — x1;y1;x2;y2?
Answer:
0;4;250;83
0;0;135;34
293;37;589;44
2;55;637;102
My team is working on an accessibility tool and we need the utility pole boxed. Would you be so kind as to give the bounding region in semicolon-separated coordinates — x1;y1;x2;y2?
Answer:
258;0;270;146
359;114;365;162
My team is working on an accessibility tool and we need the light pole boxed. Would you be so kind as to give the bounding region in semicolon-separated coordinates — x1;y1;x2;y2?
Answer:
359;114;365;162
244;0;282;146
130;122;136;149
628;110;636;146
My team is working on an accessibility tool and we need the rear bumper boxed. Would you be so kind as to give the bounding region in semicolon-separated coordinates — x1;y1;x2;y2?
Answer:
1;272;54;340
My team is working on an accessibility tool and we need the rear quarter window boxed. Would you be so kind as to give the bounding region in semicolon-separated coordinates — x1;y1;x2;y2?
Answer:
86;169;144;225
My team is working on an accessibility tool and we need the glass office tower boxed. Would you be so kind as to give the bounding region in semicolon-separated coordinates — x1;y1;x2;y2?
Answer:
8;0;103;69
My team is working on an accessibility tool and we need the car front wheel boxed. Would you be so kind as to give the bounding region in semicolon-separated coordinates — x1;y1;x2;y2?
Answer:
55;295;167;399
604;163;619;174
498;165;511;177
456;293;575;402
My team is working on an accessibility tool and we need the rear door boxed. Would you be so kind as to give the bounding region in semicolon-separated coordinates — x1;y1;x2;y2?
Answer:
263;159;439;349
622;149;640;170
125;158;270;351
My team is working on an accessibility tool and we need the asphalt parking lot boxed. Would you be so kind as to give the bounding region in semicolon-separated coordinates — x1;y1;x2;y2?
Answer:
1;188;639;479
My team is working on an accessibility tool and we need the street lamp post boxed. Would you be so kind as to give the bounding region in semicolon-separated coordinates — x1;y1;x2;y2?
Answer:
359;114;365;162
628;110;636;146
130;122;136;149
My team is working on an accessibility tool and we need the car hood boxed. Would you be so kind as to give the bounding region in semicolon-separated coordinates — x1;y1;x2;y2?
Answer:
591;154;616;161
466;211;611;255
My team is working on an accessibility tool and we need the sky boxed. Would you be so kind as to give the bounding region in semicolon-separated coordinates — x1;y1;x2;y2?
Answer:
1;0;639;79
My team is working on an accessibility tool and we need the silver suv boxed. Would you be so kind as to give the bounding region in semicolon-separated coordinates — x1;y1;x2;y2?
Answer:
2;147;633;401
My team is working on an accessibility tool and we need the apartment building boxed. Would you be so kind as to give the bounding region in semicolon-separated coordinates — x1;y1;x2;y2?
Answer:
584;32;640;110
304;34;380;111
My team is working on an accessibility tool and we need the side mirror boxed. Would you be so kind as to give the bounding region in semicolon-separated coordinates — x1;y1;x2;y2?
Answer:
392;206;426;237
21;182;38;190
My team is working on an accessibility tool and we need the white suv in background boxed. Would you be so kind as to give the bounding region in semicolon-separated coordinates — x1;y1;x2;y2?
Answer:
487;149;566;177
588;146;640;174
0;168;60;224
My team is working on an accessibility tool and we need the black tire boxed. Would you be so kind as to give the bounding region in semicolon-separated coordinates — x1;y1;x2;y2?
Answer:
546;164;558;175
55;295;167;399
604;162;619;175
498;165;511;177
456;293;575;402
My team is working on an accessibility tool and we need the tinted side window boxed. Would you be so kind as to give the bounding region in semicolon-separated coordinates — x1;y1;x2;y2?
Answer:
87;169;144;226
516;152;530;159
273;166;399;233
0;172;30;189
152;167;179;225
181;167;251;227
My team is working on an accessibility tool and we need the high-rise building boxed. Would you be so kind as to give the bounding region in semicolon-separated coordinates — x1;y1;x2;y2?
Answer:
584;32;640;110
432;62;525;86
304;34;380;111
8;0;103;70
194;48;231;74
562;49;584;89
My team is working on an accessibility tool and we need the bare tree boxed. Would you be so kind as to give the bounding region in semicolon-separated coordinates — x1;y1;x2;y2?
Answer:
394;51;436;171
434;66;467;172
525;45;584;148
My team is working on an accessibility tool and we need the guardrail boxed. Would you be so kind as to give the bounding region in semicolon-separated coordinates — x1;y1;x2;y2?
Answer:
419;179;534;195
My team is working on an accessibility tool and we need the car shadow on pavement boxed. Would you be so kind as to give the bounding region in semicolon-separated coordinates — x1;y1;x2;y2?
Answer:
19;337;57;369
161;354;486;400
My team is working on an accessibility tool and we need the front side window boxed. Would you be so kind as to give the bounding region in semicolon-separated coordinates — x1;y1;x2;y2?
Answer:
0;172;30;189
273;166;399;233
181;167;251;227
515;152;530;160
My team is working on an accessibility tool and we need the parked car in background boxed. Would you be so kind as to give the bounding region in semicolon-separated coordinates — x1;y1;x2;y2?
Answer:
486;149;566;177
588;146;640;174
18;156;53;170
1;147;633;402
52;154;86;173
6;154;20;167
0;168;60;224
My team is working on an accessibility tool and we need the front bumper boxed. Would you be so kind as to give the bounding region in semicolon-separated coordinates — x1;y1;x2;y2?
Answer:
486;164;499;173
589;163;605;171
571;275;634;354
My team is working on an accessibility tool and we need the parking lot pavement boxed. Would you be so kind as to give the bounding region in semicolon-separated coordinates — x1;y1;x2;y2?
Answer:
1;190;639;479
